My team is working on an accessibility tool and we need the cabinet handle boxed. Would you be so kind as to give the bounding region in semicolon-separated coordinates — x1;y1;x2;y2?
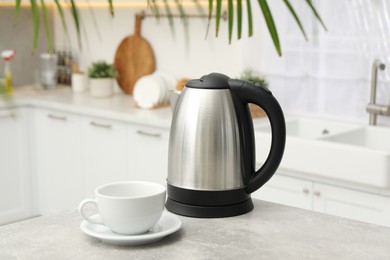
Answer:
90;121;112;129
137;130;162;138
302;188;310;194
48;114;67;121
0;112;16;119
313;191;321;197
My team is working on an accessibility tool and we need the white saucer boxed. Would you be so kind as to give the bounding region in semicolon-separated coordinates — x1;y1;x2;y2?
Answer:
80;211;182;246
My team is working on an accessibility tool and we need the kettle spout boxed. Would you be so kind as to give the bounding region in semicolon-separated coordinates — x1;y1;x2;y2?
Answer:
169;90;181;112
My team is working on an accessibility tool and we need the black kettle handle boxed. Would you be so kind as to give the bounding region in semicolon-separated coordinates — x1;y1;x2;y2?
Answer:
229;79;286;194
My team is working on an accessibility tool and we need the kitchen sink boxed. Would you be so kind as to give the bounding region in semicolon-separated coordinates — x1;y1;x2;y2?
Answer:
255;117;390;188
318;126;390;187
322;127;390;150
256;117;361;139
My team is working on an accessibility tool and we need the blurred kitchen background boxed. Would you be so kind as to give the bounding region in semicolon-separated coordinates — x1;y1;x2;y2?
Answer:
2;0;390;124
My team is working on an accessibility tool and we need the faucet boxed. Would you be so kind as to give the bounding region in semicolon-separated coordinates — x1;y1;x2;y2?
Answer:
366;59;390;125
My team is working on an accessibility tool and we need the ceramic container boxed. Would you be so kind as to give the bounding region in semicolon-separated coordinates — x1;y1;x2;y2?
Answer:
71;73;87;93
79;181;166;235
89;78;113;98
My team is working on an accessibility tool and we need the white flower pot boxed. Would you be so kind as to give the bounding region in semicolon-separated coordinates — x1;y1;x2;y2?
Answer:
89;78;113;98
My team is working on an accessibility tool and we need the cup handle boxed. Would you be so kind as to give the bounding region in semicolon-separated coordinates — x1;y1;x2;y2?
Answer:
78;198;104;225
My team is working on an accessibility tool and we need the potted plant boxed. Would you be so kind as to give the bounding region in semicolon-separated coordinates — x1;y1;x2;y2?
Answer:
240;69;268;88
88;61;116;98
240;69;268;118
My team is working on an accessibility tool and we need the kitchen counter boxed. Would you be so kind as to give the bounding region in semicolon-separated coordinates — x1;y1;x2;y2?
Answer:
1;85;174;128
1;85;271;129
1;200;390;260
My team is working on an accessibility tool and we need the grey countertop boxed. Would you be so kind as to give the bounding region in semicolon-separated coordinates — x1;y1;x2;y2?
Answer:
1;199;390;260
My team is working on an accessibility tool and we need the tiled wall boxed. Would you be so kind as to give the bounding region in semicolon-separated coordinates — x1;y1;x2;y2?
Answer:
243;0;390;125
0;6;51;87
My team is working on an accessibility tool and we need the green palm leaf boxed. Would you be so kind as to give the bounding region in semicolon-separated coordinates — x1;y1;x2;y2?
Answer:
228;0;233;43
257;0;281;56
208;0;214;19
204;0;213;38
215;0;222;36
150;0;161;20
163;0;175;36
237;0;242;39
14;0;22;24
40;0;53;53
305;0;327;31
175;0;188;25
108;0;114;17
70;0;82;49
246;0;253;37
282;0;308;41
30;0;39;53
193;0;206;17
18;0;326;58
54;0;70;44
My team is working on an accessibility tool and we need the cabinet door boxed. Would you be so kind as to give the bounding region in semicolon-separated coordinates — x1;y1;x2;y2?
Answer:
127;125;169;186
82;117;128;197
252;173;313;210
0;108;32;225
34;108;83;215
313;183;390;227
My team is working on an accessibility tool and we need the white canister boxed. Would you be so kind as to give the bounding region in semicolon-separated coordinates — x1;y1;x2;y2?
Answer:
89;78;113;98
39;53;57;89
71;73;87;93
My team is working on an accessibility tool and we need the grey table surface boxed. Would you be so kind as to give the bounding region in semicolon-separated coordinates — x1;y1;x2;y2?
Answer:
1;199;390;260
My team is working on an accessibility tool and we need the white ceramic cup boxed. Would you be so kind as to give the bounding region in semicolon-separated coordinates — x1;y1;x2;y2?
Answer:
79;181;166;235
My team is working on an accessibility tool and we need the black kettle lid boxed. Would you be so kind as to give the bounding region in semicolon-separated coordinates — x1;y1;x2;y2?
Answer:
186;72;230;89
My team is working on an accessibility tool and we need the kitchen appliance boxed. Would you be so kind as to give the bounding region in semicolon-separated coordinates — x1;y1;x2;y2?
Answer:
166;73;286;218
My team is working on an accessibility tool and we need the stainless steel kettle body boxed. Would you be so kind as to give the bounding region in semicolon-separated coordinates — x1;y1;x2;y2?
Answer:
168;87;244;190
166;73;286;218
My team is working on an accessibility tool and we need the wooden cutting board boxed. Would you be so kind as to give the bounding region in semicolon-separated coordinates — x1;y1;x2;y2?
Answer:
114;14;156;95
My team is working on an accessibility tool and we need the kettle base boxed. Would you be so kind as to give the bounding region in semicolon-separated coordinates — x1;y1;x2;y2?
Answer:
166;197;254;218
165;183;254;218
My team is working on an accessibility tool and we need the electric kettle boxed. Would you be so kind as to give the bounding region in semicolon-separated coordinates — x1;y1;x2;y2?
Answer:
166;73;286;218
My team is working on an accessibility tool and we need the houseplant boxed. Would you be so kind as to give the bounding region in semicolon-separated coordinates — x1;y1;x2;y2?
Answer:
12;0;325;56
240;69;268;88
88;61;116;98
240;69;268;118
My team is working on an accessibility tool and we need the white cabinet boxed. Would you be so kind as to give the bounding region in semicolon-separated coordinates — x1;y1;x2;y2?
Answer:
33;108;83;215
127;125;169;186
252;174;313;210
313;183;390;226
0;108;32;225
32;107;169;215
82;116;128;197
253;172;390;227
